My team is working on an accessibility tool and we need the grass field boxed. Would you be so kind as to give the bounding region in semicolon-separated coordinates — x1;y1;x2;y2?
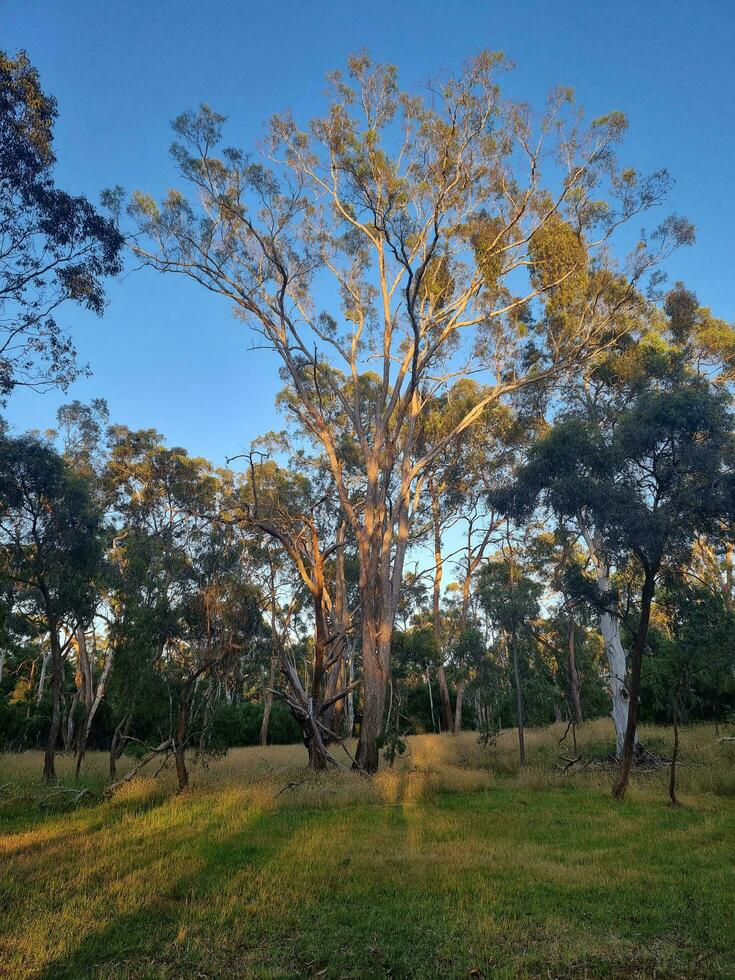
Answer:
1;720;733;978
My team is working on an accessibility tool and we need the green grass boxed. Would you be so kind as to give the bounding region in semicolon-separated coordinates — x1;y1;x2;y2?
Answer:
1;722;733;978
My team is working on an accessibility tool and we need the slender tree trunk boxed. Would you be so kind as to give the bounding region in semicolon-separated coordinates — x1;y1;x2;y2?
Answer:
0;649;5;687
436;666;452;732
345;643;355;737
668;703;680;807
174;698;189;791
76;646;113;778
567;612;583;726
454;681;465;734
430;488;453;733
260;652;278;747
36;649;50;705
260;561;280;747
581;527;633;758
43;631;63;783
109;711;131;779
613;570;656;800
510;630;525;767
426;667;436;732
725;540;733;612
64;691;79;751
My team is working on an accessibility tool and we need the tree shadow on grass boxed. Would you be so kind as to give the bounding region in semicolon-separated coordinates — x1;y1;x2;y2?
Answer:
29;800;321;980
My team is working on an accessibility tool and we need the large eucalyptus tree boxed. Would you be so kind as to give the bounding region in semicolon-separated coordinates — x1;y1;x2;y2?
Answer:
119;52;686;769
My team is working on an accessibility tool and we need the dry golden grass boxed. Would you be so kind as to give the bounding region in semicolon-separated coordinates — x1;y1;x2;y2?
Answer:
2;717;732;811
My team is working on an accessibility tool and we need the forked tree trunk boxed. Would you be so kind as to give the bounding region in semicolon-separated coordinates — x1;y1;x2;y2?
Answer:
75;645;113;778
613;570;656;800
109;711;131;779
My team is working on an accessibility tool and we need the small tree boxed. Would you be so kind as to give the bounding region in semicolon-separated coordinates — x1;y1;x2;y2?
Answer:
507;378;734;797
0;434;102;781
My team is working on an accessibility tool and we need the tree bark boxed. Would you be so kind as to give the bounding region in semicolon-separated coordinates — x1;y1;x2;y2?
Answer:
510;630;525;767
109;711;131;780
668;703;680;807
43;630;63;783
567;613;583;726
430;484;453;733
174;698;189;791
426;667;436;732
36;649;50;705
260;652;278;747
76;645;113;778
453;680;465;734
613;569;656;800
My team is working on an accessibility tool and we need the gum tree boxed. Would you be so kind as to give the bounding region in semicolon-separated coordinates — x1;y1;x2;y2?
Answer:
0;51;122;400
0;433;102;781
121;52;686;769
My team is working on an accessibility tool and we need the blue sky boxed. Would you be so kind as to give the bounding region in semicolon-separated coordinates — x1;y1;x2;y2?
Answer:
4;0;734;465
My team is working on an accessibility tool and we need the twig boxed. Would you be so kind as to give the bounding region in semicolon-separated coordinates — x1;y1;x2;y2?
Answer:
276;778;306;797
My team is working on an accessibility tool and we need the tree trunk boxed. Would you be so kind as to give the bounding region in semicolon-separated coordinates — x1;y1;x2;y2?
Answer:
64;691;79;751
436;666;452;732
668;703;680;807
76;645;113;778
354;537;393;771
36;649;50;705
345;643;355;737
430;488;453;733
567;613;583;726
43;631;63;783
355;625;389;772
109;711;131;780
453;680;464;733
174;699;188;791
260;651;278;747
613;570;656;800
510;631;525;767
581;526;634;758
426;668;436;732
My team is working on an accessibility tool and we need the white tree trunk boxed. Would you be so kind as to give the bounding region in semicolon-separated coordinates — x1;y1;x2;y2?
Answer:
36;650;50;705
580;523;636;760
597;573;639;760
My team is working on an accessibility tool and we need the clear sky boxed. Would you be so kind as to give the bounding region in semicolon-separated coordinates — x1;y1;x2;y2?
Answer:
3;0;734;465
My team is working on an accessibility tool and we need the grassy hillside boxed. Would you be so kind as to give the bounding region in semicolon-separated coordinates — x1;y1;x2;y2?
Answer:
1;721;733;978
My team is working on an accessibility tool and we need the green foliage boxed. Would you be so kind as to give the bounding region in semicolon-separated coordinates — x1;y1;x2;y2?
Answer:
0;50;122;400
